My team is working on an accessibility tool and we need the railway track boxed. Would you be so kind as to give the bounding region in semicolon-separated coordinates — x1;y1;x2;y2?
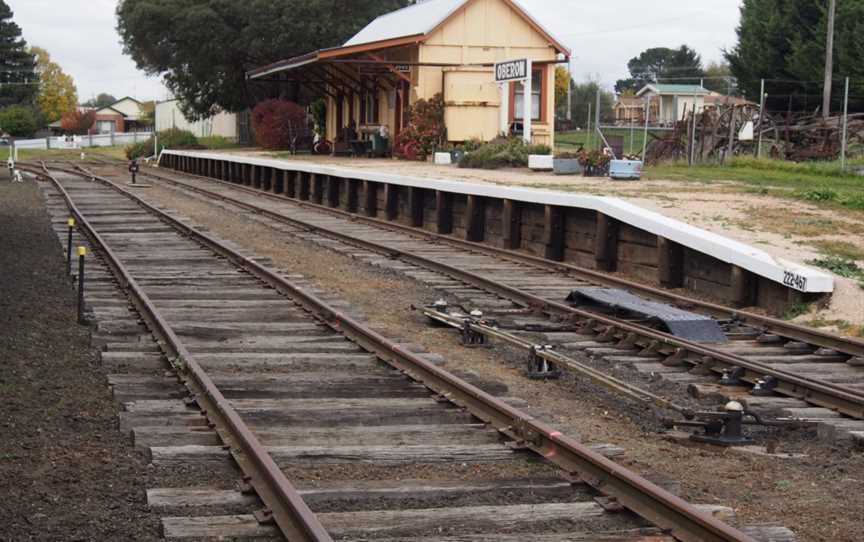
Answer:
73;159;864;446
22;163;797;541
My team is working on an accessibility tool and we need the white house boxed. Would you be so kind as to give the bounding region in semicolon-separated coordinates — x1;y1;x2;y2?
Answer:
636;84;709;125
155;99;239;141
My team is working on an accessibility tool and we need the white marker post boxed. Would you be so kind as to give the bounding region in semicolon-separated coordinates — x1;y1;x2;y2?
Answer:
494;58;532;143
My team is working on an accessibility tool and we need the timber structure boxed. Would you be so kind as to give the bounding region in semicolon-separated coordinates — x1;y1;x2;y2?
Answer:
158;150;833;311
20;161;802;541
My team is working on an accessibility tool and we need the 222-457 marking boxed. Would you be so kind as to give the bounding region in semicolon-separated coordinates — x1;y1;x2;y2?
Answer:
783;271;807;291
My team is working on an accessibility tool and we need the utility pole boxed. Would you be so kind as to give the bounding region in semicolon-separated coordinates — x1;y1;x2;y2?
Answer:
756;79;766;158
642;100;649;160
566;62;572;122
822;0;836;119
586;102;592;149
841;76;849;169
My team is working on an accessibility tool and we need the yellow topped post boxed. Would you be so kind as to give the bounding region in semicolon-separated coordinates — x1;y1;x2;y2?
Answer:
77;246;87;324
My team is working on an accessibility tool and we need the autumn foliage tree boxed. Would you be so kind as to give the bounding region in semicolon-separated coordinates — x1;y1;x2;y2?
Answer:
32;46;78;123
251;99;307;150
60;109;95;134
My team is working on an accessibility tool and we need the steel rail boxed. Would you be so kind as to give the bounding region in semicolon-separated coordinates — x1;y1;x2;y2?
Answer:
139;163;864;359
423;307;692;415
47;163;761;542
115;164;864;419
26;164;332;542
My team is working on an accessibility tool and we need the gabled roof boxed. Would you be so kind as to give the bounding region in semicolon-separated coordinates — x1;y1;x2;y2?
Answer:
249;0;569;79
344;0;569;54
615;97;644;107
94;105;126;116
344;0;465;47
94;97;143;117
637;84;709;97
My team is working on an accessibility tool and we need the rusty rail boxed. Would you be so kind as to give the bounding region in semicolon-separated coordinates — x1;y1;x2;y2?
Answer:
140;163;864;360
27;163;332;542
36;163;763;542
123;164;864;419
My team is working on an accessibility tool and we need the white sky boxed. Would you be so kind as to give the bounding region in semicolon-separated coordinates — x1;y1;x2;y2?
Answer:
7;0;742;103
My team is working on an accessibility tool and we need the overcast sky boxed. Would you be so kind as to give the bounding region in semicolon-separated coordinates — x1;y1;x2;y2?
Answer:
7;0;742;103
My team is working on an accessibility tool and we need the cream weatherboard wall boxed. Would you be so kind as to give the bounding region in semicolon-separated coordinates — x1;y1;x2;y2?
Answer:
324;0;561;146
418;0;559;146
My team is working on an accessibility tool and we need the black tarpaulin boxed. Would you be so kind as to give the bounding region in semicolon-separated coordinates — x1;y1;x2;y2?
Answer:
566;287;728;343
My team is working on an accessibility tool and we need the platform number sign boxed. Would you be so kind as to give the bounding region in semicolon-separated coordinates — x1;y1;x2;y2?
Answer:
494;58;533;143
783;270;808;292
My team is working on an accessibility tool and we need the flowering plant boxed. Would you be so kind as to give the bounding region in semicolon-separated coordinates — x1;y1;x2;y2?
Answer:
395;93;445;160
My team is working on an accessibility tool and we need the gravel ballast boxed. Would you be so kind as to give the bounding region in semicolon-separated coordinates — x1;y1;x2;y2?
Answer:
0;179;162;540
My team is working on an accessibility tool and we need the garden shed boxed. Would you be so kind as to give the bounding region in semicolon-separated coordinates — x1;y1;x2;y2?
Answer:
248;0;569;151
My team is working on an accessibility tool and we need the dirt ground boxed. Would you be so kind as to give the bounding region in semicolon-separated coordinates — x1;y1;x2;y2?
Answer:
137;179;864;542
0;180;162;540
221;150;864;331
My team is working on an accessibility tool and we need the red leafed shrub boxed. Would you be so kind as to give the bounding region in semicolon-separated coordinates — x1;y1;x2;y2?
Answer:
60;109;96;134
252;99;308;150
395;93;444;160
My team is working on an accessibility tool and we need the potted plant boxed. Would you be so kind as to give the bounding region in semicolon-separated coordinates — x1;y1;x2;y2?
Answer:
553;151;583;175
577;149;611;177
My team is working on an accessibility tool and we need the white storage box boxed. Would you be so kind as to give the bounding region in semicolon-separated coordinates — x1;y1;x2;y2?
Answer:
528;154;553;171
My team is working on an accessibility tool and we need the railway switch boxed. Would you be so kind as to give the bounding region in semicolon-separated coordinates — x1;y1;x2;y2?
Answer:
719;366;746;386
460;311;488;348
527;344;562;380
750;376;779;396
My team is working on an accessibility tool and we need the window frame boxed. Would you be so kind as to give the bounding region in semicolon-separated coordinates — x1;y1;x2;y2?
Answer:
509;65;546;123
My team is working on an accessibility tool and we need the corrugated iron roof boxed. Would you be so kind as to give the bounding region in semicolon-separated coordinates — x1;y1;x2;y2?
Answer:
343;0;569;55
344;0;466;47
637;84;709;96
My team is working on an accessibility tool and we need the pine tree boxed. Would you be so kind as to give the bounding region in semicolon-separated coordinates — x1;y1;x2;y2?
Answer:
726;0;864;110
0;1;37;109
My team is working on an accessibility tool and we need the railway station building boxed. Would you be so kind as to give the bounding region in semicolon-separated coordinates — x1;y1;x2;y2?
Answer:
248;0;570;148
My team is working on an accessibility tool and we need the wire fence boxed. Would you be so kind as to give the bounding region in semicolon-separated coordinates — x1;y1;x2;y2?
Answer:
559;76;864;166
10;131;151;151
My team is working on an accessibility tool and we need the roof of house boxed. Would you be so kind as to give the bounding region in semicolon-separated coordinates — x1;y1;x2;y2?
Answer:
614;97;644;108
249;0;569;79
637;84;709;97
95;97;143;118
704;94;755;107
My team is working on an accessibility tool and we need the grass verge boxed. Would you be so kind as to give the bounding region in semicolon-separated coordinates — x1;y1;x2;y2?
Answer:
644;157;864;212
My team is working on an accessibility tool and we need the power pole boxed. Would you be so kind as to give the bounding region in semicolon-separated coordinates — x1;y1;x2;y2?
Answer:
822;0;836;119
566;62;572;122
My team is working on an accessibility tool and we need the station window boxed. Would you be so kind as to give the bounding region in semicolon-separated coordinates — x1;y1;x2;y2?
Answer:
513;70;542;121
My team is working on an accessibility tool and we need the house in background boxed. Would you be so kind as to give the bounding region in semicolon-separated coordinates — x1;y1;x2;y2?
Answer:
635;84;709;125
92;96;150;134
703;92;758;114
613;96;660;126
155;99;240;141
248;0;570;148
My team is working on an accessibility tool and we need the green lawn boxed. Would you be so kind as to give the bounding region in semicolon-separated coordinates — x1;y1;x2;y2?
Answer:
556;128;665;156
643;157;864;212
14;146;128;162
